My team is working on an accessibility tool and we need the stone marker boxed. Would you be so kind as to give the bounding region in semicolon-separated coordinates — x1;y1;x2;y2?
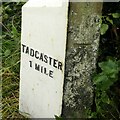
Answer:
19;0;68;118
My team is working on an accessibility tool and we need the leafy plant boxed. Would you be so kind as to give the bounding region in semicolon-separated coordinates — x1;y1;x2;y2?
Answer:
88;58;120;119
91;4;120;119
94;59;120;89
100;13;120;35
100;23;109;35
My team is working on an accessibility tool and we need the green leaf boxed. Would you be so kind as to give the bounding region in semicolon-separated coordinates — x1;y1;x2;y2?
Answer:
12;24;18;37
94;58;119;91
90;112;97;118
55;115;63;120
100;78;114;91
118;60;120;70
98;59;118;75
101;92;110;104
93;73;108;84
109;73;116;79
100;24;109;35
4;49;11;57
106;17;113;24
98;17;102;25
112;13;120;18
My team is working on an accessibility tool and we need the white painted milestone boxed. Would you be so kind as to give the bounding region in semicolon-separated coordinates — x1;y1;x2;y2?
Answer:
19;0;68;118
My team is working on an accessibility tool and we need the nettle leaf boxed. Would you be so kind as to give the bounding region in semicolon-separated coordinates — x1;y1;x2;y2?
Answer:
93;73;108;85
109;73;117;79
112;13;120;18
100;24;109;35
98;59;118;75
100;78;114;91
95;77;110;91
94;59;120;91
106;17;113;24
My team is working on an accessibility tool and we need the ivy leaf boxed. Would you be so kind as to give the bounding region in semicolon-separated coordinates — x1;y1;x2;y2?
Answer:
100;24;109;35
106;17;113;25
112;13;120;18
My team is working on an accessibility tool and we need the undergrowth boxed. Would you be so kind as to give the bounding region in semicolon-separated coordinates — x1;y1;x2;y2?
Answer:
87;2;120;119
2;2;27;119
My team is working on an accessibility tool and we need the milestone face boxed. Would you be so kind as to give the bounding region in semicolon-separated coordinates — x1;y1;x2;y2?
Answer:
19;1;68;118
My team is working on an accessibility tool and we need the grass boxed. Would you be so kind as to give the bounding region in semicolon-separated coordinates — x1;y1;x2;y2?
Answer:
1;2;28;119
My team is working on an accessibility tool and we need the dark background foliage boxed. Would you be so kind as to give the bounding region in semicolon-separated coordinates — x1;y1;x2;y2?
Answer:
91;2;120;119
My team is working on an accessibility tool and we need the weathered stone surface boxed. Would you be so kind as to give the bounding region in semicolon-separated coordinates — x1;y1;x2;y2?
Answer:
62;2;103;118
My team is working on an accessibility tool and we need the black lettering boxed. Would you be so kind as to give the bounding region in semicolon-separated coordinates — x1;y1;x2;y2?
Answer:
35;51;39;59
44;67;48;75
49;57;52;65
53;59;58;68
39;53;44;61
30;48;34;57
49;70;53;78
58;62;62;71
22;44;26;53
35;63;40;71
29;61;32;67
25;47;29;54
41;66;43;73
44;55;48;63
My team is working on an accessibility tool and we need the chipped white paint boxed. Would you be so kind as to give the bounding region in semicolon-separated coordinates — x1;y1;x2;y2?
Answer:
19;0;68;118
